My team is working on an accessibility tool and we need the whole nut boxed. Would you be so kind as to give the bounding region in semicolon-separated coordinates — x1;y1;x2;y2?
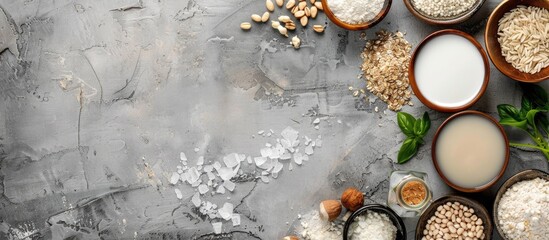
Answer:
282;236;299;240
240;22;252;30
295;10;305;18
261;12;270;22
319;200;342;221
252;14;262;22
286;0;296;9
341;187;364;211
278;15;292;23
272;21;281;29
266;0;275;11
298;1;307;10
276;0;284;7
291;35;301;49
285;22;296;30
313;24;324;33
314;1;323;11
300;16;308;26
310;6;318;18
277;25;288;37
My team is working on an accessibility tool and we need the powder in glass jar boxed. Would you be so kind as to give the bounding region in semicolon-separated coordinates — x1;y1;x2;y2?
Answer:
400;180;427;206
328;0;385;24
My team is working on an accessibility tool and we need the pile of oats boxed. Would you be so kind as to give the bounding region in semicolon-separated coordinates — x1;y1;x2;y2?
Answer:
361;30;413;111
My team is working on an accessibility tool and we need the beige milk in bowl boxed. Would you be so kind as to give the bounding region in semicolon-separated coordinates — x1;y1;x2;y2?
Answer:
433;111;509;192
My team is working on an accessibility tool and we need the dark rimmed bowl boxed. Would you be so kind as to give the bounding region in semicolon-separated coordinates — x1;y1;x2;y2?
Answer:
343;204;406;240
416;195;493;239
484;0;549;83
403;0;486;25
321;0;392;31
493;169;549;239
432;111;510;192
409;29;490;112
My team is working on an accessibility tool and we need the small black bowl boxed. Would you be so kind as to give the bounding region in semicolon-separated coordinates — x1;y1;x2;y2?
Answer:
343;204;407;240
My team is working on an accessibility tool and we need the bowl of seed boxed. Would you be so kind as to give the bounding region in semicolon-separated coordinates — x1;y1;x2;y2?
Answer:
484;0;549;83
403;0;487;25
416;195;493;240
321;0;392;30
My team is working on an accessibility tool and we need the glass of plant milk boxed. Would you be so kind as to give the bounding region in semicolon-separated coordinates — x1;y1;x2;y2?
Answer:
432;111;509;192
410;30;490;112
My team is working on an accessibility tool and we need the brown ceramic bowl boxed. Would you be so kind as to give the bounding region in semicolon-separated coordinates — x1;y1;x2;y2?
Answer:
416;195;493;240
493;169;549;239
321;0;392;30
432;111;510;192
409;29;490;112
484;0;549;83
403;0;486;25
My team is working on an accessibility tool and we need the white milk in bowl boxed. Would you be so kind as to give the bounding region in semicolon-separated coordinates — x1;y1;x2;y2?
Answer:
434;113;507;190
414;34;486;108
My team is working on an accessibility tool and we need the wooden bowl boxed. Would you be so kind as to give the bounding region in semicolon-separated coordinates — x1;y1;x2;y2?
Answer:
403;0;486;25
409;29;490;112
321;0;392;30
416;195;493;240
493;169;549;240
343;204;407;240
431;111;510;192
484;0;549;83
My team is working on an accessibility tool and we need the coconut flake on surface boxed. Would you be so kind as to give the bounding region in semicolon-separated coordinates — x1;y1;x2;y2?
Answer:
191;192;202;207
217;167;235;181
169;172;180;185
198;184;209;195
223;180;236;192
294;152;304;165
218;203;234;220
174;189;183;199
223;153;240;168
180;152;187;161
305;145;314;155
197;156;204;166
231;214;241;226
186;167;200;184
212;222;222;234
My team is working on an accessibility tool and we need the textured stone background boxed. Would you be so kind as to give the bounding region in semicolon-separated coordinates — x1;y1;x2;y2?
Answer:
0;0;547;239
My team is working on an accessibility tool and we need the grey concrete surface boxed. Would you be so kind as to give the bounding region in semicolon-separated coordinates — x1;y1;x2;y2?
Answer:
0;0;547;239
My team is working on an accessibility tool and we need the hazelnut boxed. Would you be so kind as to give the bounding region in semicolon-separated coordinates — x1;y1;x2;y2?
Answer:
282;236;299;240
341;187;364;211
319;200;342;221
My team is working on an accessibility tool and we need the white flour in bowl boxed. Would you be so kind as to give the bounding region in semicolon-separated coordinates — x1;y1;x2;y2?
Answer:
328;0;385;24
497;177;549;240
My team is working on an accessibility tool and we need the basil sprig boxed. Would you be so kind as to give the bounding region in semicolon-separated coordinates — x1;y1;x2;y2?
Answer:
497;84;549;161
397;112;431;164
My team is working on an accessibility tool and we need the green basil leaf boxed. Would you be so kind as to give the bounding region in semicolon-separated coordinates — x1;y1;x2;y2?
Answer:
521;96;532;118
413;112;431;136
420;112;431;136
398;138;418;164
499;118;528;130
521;83;549;109
526;109;545;127
397;112;416;137
497;104;523;121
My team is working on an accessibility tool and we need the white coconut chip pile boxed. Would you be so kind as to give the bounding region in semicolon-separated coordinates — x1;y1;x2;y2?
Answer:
169;126;322;233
